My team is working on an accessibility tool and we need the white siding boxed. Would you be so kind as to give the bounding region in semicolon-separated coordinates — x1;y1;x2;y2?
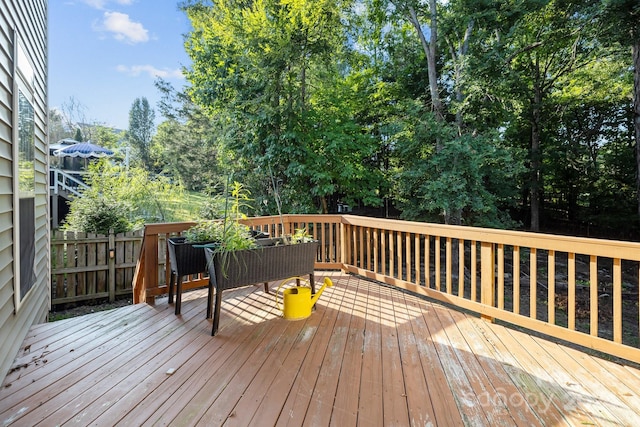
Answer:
0;0;49;385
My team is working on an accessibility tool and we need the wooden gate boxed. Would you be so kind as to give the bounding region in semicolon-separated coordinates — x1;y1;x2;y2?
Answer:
51;229;145;305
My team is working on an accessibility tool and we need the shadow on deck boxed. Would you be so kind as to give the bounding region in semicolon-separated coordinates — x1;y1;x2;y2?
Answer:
2;272;640;426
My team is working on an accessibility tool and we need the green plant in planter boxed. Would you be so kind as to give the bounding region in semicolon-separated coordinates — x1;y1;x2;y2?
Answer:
184;181;257;248
290;228;314;244
184;181;258;276
183;220;223;243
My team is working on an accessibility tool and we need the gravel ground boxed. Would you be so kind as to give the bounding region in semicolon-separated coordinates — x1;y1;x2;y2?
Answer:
48;297;133;322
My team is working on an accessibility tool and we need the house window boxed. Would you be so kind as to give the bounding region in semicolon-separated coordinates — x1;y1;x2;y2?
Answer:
15;40;36;303
18;88;36;299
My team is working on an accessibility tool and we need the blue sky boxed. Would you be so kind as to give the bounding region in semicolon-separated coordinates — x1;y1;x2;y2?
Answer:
49;0;192;130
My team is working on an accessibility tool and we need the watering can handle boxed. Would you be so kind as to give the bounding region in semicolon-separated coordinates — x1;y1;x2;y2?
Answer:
275;276;309;312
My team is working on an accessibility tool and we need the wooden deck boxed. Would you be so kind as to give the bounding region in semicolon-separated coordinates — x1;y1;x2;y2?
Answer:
2;272;640;426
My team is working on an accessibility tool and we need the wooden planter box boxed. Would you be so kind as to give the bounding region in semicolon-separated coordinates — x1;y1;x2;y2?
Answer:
167;236;215;315
205;239;319;335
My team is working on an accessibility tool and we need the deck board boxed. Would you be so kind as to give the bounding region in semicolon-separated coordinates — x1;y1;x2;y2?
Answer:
2;272;640;426
446;308;544;427
275;274;345;427
356;272;384;427
330;276;366;427
392;279;437;426
403;291;464;426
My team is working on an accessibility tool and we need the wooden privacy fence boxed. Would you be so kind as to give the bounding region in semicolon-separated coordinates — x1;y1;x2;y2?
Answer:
133;214;640;364
51;229;145;306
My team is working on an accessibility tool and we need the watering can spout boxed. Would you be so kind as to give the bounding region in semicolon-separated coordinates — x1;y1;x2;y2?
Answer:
310;277;333;307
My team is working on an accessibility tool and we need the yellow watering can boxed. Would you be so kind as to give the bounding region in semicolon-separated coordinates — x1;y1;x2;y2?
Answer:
276;277;333;320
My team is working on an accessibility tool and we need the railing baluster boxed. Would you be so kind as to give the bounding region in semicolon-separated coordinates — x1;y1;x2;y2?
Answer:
389;230;395;278
435;236;441;291
458;239;465;298
351;224;356;266
590;255;598;336
405;233;411;283
513;245;520;314
373;228;379;274
446;237;452;294
380;230;387;275
424;235;430;288
471;241;477;302
568;252;576;330
367;227;374;270
548;250;555;325
613;258;622;343
415;234;421;286
317;222;324;262
396;231;403;280
498;244;504;309
358;226;364;268
333;222;339;262
530;248;537;320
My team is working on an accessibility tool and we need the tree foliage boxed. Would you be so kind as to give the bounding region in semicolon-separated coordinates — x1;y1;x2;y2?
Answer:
63;160;183;234
181;0;386;213
134;0;640;237
127;97;156;171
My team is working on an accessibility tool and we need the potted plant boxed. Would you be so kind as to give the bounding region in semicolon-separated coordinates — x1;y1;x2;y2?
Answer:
167;221;220;315
168;181;264;314
204;229;319;335
168;180;319;327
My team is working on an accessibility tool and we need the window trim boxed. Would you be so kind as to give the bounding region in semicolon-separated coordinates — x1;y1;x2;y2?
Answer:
13;33;37;313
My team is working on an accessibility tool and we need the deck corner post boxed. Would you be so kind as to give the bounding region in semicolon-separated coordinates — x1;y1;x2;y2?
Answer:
144;231;159;306
480;241;495;322
108;229;116;302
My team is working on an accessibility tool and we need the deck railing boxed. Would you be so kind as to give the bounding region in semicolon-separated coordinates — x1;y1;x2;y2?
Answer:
49;168;88;197
133;214;640;364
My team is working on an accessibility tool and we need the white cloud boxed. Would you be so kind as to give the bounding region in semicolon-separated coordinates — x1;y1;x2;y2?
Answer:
81;0;133;9
116;64;184;80
98;11;148;44
82;0;108;8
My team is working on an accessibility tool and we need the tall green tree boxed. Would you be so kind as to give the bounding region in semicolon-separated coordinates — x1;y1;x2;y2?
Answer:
127;97;155;171
596;0;640;217
153;79;225;192
48;109;71;143
490;1;600;230
91;125;121;150
182;0;384;213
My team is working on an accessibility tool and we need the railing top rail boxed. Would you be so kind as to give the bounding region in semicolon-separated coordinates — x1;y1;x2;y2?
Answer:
143;222;197;235
241;214;343;224
340;215;640;260
143;215;344;237
142;215;640;260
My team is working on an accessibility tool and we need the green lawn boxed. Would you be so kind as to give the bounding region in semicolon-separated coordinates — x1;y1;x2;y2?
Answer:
159;190;209;222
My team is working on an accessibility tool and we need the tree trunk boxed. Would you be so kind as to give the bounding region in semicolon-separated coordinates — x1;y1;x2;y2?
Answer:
407;2;445;124
530;77;543;232
448;19;474;133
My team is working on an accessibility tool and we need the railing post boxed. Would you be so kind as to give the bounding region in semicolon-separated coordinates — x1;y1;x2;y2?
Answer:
339;220;347;268
144;231;159;305
480;241;495;322
108;229;116;302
